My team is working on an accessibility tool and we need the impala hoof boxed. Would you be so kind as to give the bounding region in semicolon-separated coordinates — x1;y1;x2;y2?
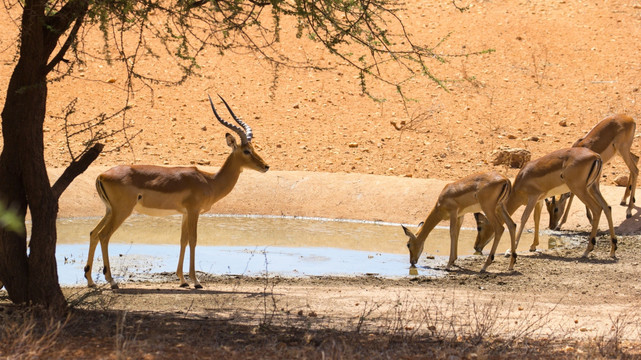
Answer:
473;251;483;256
529;247;537;252
180;283;189;288
626;213;632;219
194;284;203;289
111;283;119;290
87;283;97;289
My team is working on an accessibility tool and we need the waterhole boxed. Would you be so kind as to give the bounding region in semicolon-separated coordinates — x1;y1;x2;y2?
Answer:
52;215;548;286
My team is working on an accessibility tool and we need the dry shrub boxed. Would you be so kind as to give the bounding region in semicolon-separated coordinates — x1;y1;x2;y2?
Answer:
0;307;68;359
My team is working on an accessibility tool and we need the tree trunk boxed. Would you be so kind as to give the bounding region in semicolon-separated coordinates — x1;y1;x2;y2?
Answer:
0;0;65;311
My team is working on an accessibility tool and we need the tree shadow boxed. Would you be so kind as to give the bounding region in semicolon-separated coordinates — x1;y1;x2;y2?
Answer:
112;287;267;297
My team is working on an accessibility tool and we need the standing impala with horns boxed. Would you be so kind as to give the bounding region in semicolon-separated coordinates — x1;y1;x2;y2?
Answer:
84;95;269;289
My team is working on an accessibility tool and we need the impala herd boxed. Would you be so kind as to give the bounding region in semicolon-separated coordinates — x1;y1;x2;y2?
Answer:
83;100;638;288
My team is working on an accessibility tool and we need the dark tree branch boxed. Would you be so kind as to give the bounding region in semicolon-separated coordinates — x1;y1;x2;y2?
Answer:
187;0;209;10
51;143;104;200
45;0;88;36
44;13;85;74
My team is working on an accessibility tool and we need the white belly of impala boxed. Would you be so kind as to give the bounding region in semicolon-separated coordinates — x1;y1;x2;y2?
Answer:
133;203;183;216
460;203;482;215
543;184;570;198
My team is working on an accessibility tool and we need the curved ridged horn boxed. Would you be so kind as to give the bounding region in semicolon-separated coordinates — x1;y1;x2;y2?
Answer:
208;94;248;144
218;94;253;142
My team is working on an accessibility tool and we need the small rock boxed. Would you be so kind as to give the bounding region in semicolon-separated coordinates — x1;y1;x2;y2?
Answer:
348;142;359;148
107;78;117;83
523;136;539;142
507;134;517;139
491;147;531;168
614;175;629;187
201;126;207;131
293;103;300;109
559;120;567;127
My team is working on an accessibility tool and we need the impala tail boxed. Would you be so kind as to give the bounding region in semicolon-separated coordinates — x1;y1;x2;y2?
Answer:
94;177;112;212
585;157;602;189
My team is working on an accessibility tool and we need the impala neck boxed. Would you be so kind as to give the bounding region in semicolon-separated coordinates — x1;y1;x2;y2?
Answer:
209;152;244;203
414;206;446;244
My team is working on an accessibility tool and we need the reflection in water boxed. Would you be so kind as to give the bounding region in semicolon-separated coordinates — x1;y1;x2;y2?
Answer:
547;236;568;249
52;215;547;286
409;267;419;276
56;215;543;255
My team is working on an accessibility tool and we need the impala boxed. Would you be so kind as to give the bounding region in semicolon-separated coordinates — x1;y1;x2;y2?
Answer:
402;171;517;272
84;95;269;289
474;147;617;258
546;114;638;229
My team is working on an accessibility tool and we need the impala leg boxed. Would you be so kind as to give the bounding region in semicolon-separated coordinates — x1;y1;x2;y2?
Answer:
96;209;132;289
514;198;538;256
589;183;617;257
622;176;633;206
557;193;574;230
571;185;606;257
187;211;202;289
619;151;638;218
446;214;462;270
85;211;110;288
177;214;190;287
530;201;543;252
480;208;505;273
500;204;518;270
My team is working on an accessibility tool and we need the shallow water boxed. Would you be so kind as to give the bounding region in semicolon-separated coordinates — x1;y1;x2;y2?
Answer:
53;215;547;286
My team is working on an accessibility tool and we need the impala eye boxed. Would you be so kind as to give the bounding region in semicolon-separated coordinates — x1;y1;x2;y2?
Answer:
406;243;410;249
243;150;251;155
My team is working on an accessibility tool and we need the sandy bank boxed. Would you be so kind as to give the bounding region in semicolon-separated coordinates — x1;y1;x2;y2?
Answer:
49;166;641;235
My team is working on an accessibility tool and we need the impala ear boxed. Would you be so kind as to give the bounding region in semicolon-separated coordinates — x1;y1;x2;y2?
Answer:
402;225;414;238
225;133;237;149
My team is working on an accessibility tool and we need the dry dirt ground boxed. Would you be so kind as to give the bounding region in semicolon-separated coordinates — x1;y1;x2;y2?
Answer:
3;0;641;358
